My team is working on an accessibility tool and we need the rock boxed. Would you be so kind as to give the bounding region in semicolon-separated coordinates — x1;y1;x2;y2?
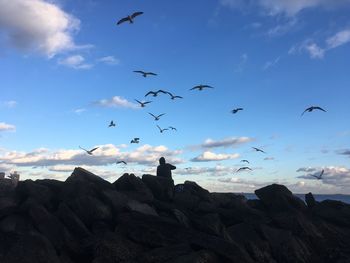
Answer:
16;180;53;208
255;184;307;213
305;192;317;208
142;244;193;263
113;173;153;203
0;179;16;197
0;214;33;233
100;189;129;215
0;232;61;263
142;174;174;201
312;200;350;227
172;209;191;227
126;200;158;216
0;197;17;219
167;250;221;263
189;213;230;239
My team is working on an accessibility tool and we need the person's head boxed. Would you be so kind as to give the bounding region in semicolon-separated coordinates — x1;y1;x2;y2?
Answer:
159;157;165;165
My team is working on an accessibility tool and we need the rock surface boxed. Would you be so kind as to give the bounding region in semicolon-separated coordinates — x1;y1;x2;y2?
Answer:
0;167;349;263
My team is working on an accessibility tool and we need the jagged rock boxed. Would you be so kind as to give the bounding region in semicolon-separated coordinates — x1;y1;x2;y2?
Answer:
305;192;317;208
172;209;191;227
0;232;61;263
312;200;350;227
0;180;16;197
255;184;307;213
113;173;154;203
0;214;34;233
142;244;193;263
16;180;53;208
142;174;174;201
0;197;17;219
126;200;158;216
100;189;129;215
189;213;230;239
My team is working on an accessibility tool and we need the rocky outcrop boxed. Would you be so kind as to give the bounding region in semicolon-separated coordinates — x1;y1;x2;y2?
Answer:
0;167;349;263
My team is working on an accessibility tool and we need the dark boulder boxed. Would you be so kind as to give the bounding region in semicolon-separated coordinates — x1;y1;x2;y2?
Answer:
16;180;53;208
0;197;17;219
312;200;350;227
255;184;307;213
113;173;153;203
167;249;221;263
100;189;129;215
126;200;158;216
142;174;174;201
305;192;317;208
142;244;193;263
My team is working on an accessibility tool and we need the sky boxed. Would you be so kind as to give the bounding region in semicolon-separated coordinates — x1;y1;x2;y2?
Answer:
0;0;350;194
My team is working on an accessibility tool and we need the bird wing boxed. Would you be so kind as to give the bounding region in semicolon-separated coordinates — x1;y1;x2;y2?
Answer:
315;106;326;112
149;113;156;119
190;86;199;90
90;147;99;153
174;95;183;99
301;107;311;116
135;99;142;105
157;113;165;118
131;12;143;18
143;101;152;105
319;169;324;178
156;89;167;94
117;17;129;25
79;146;88;152
156;125;162;131
147;72;157;76
145;91;155;97
134;70;145;74
203;85;214;89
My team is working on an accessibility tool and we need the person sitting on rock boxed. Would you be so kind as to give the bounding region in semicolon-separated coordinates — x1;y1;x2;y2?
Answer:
157;157;176;179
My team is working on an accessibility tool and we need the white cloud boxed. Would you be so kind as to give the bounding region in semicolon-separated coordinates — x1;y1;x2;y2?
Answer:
326;29;350;49
176;165;236;176
74;108;86;114
97;56;120;65
58;55;93;69
263;56;281;70
305;43;325;58
95;96;139;109
267;18;297;37
201;137;253;148
0;122;16;132
0;0;88;57
297;166;350;187
191;151;240;162
234;53;248;73
3;101;17;108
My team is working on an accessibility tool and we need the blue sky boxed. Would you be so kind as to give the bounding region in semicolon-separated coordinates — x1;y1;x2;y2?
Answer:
1;0;350;194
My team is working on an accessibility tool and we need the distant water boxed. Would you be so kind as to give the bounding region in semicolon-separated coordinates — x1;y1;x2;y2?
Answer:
241;193;350;204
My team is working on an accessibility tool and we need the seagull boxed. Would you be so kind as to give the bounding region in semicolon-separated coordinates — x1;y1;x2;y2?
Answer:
169;126;177;131
133;70;157;78
166;92;183;100
301;106;326;116
237;167;252;173
241;160;250;164
145;90;168;97
109;121;116;127
252;147;266;154
130;138;140;144
135;99;152;107
79;146;99;155
157;125;168;133
231;108;243;114
149;113;165;121
117;12;143;25
190;85;214;91
116;161;127;165
311;169;324;180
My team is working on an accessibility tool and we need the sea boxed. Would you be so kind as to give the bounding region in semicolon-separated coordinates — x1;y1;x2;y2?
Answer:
242;193;350;204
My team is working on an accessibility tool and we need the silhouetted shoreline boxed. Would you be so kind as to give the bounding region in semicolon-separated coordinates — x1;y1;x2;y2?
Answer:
1;167;349;262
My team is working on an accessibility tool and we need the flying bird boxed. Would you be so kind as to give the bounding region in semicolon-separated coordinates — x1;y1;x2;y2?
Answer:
116;161;127;165
311;169;324;180
231;108;243;114
135;99;152;107
133;70;157;78
252;147;266;154
157;125;168;133
145;90;168;97
237;167;252;173
169;126;177;131
79;146;99;155
301;106;326;116
241;160;250;164
149;113;165;121
130;138;140;144
109;121;116;127
117;12;143;25
190;85;214;91
166;92;183;100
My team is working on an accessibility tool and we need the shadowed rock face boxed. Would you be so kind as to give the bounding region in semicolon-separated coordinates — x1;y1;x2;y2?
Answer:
0;167;350;263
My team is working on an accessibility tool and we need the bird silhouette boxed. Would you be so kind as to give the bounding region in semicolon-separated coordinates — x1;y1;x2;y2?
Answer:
109;121;116;127
301;106;326;116
149;113;165;121
241;160;250;164
117;12;143;25
79;146;99;155
135;99;152;107
145;90;167;97
169;126;177;131
237;167;252;172
130;138;140;144
166;92;183;100
311;169;324;180
133;70;157;77
116;161;127;165
190;85;214;91
157;125;168;133
252;147;266;153
232;108;243;114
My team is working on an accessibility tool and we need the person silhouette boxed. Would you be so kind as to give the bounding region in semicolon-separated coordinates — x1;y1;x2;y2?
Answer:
157;157;176;179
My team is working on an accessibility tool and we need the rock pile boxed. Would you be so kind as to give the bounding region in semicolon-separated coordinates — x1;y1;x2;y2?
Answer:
0;167;349;263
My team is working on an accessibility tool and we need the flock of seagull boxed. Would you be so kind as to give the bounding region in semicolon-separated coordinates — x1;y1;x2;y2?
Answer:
80;11;327;179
